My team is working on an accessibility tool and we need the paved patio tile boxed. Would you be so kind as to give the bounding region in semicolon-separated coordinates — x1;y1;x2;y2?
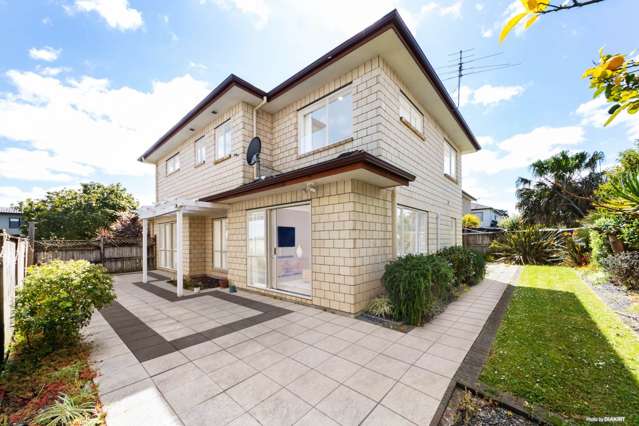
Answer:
226;373;282;410
249;388;311;426
399;366;449;400
181;393;244;426
362;405;415;426
193;350;238;373
162;375;222;414
226;339;266;359
142;351;189;376
317;355;360;383
381;382;438;425
291;346;333;368
94;268;515;425
244;348;285;370
317;385;376;426
286;369;339;406
338;344;377;366
295;408;340;426
382;343;422;364
314;335;351;354
344;367;395;402
263;357;310;386
210;360;258;390
366;354;410;380
179;341;222;361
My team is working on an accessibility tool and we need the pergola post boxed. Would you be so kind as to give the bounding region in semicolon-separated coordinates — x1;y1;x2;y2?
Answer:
176;209;184;297
142;218;148;283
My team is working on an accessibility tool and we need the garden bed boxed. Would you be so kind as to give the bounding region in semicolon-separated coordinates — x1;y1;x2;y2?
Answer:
0;339;104;425
579;269;639;334
166;275;226;290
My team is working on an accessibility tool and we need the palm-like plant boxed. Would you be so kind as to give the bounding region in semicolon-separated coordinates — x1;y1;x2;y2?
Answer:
604;170;639;215
489;227;565;265
516;150;605;226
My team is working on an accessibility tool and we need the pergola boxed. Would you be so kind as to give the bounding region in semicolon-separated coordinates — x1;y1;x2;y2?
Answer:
137;198;227;297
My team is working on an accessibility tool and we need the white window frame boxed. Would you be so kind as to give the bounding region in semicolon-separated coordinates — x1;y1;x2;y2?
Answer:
444;142;457;179
399;92;424;134
194;136;206;165
166;153;180;176
213;217;228;270
298;85;353;155
215;120;232;160
158;222;177;270
396;205;428;257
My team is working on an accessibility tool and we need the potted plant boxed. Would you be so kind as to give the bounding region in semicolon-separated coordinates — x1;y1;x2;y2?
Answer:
229;283;237;293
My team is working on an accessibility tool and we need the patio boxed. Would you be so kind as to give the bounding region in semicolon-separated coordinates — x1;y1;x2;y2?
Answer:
85;265;519;426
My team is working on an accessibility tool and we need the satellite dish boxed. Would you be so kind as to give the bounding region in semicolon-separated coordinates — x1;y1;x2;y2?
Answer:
247;137;262;166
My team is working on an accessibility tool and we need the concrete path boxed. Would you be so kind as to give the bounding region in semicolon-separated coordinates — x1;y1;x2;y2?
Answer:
86;264;519;426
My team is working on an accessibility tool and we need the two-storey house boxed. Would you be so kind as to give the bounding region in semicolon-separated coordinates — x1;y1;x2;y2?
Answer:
138;10;481;314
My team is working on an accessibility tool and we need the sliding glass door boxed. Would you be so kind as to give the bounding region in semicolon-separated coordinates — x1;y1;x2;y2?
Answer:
246;204;311;297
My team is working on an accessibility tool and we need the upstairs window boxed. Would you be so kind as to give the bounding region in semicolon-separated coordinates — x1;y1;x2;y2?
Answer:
399;92;424;135
195;136;206;165
166;153;180;176
215;120;232;160
299;86;352;155
444;142;457;179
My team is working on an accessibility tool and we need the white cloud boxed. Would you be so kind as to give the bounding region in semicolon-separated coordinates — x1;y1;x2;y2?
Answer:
189;61;209;71
475;3;484;11
481;0;526;39
205;0;463;34
0;148;94;182
463;176;516;213
28;46;61;62
464;126;585;175
0;69;210;178
68;0;143;31
480;27;493;38
36;66;71;76
42;16;52;25
476;136;494;146
458;84;525;107
576;97;639;139
0;186;50;207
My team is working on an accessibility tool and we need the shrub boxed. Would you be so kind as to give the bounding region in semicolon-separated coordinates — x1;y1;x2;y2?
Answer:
462;214;480;228
489;227;564;265
436;246;486;287
14;260;115;346
601;252;639;290
498;214;524;231
563;232;590;266
382;254;453;325
366;296;394;319
590;229;612;267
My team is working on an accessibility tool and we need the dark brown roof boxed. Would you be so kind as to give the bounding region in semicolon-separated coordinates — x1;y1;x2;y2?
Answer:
200;151;415;203
139;10;481;161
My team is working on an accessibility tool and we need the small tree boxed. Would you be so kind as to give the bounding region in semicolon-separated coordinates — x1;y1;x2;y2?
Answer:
462;213;480;228
18;183;138;240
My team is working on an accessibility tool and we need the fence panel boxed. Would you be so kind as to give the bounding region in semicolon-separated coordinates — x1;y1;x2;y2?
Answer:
462;230;502;254
1;234;28;353
34;237;155;274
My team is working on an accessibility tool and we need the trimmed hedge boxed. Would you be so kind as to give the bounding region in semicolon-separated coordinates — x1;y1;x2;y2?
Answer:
436;246;486;287
14;260;115;347
382;254;453;325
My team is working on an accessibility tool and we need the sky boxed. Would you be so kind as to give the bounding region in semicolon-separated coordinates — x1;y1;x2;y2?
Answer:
1;0;637;214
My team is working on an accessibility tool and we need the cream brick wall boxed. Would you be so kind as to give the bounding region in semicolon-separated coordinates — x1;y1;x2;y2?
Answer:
225;179;391;314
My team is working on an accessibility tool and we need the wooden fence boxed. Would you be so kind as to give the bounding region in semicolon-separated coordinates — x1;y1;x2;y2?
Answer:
1;233;29;352
34;237;155;274
462;229;503;254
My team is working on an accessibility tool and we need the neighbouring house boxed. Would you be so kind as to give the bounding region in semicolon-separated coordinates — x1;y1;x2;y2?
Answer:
137;10;481;314
462;190;476;215
471;202;508;228
0;207;22;236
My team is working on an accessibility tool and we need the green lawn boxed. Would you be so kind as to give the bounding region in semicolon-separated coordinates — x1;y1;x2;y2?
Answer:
479;265;639;425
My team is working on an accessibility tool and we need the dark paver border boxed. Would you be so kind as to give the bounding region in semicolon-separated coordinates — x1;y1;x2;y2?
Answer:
100;280;291;363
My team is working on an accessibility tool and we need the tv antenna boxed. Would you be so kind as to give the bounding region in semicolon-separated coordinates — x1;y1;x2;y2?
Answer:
437;49;521;107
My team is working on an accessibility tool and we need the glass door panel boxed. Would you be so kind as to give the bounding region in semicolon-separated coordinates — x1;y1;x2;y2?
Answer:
247;211;267;288
273;204;311;297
